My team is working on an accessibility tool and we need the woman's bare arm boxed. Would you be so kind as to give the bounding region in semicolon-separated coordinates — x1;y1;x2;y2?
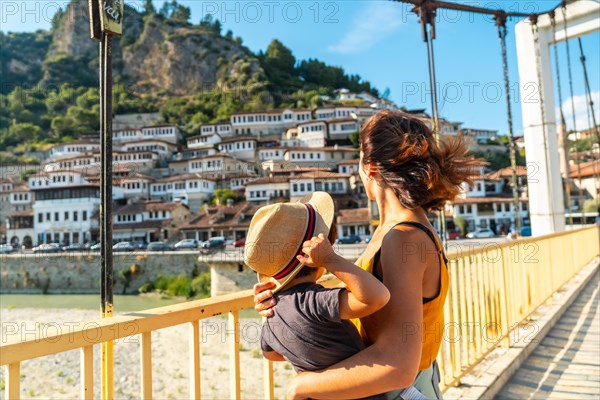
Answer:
287;228;429;399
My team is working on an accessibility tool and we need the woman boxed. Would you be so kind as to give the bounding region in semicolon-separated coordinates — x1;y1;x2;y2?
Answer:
254;110;474;399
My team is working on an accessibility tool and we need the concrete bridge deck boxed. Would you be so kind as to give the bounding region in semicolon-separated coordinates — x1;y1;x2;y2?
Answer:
496;271;600;399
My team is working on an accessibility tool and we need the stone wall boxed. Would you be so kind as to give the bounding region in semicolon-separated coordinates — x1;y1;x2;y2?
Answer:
0;252;207;294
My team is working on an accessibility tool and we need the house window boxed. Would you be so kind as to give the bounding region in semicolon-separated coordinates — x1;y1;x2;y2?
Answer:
300;183;305;191
46;212;51;221
65;211;69;220
293;184;298;192
38;213;43;223
83;211;87;221
307;183;312;191
55;212;59;221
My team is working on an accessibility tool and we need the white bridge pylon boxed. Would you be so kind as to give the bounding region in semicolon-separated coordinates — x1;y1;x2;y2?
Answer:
515;0;600;236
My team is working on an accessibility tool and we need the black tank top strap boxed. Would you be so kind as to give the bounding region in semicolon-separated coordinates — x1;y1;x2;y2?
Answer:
392;221;449;266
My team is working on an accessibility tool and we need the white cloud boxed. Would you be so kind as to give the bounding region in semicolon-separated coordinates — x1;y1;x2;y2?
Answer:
557;91;600;132
328;2;404;55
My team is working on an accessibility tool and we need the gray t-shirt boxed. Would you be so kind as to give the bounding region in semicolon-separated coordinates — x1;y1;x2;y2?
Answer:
261;282;364;373
261;282;427;400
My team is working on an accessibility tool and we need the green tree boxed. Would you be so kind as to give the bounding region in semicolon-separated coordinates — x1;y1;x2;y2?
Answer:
211;189;238;206
143;0;156;15
453;217;468;236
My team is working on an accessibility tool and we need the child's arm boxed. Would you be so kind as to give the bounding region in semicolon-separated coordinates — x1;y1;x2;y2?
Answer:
262;351;286;362
297;234;390;320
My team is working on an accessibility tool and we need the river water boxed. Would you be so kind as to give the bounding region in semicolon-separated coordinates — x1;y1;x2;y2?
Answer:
0;294;183;311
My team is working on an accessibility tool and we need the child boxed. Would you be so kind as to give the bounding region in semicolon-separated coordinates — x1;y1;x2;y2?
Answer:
244;192;427;400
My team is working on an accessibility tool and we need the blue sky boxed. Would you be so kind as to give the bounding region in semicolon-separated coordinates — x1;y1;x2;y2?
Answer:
2;0;598;134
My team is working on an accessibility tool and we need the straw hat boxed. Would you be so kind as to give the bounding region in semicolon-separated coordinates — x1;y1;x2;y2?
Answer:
244;192;335;292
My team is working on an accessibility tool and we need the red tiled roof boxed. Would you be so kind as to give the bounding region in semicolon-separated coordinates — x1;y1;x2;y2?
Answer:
337;208;369;224
570;160;600;179
114;201;189;215
484;165;528;180
181;202;260;230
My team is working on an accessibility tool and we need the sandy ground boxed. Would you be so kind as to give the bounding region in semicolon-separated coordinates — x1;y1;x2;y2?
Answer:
0;308;295;400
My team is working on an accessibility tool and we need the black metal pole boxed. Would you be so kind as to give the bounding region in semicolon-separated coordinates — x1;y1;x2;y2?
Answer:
100;32;114;400
101;33;114;319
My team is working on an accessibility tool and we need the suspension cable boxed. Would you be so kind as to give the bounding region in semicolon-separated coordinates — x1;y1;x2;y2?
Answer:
562;2;584;211
550;10;574;224
577;37;600;143
577;37;600;212
416;4;447;249
531;14;558;225
494;11;522;233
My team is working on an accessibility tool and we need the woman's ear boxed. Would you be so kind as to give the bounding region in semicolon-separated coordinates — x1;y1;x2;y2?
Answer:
365;163;378;181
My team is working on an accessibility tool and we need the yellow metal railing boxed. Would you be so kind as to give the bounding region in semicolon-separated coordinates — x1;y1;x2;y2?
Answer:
437;225;599;389
1;226;598;399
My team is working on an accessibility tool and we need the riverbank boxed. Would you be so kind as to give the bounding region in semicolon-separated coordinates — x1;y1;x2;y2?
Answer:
0;307;295;399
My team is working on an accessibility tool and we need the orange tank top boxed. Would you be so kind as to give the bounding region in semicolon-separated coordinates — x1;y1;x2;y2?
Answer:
350;222;449;371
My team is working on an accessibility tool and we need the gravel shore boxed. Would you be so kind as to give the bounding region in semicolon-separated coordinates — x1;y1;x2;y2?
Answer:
0;308;295;399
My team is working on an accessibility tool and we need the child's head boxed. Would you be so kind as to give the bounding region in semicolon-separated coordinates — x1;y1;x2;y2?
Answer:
244;192;335;293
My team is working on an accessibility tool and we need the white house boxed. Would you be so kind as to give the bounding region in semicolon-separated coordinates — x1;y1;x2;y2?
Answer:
297;121;328;147
150;173;218;211
326;119;359;142
217;136;258;161
461;127;498;144
6;210;34;248
48;141;100;161
113;128;142;142
337;208;370;240
29;170;100;245
289;171;350;201
121;139;178;161
338;159;360;175
186;132;222;148
230;108;312;136
258;147;286;162
112;200;190;243
245;176;290;204
140;124;181;144
451;197;529;234
169;154;254;177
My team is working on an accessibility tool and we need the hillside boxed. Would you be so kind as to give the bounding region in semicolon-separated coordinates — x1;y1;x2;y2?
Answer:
0;0;378;162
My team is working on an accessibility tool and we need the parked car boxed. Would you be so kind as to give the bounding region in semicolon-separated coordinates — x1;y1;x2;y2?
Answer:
446;229;462;240
173;239;198;250
234;238;246;247
466;229;495;239
62;243;86;252
0;244;15;254
131;240;147;250
200;238;226;254
32;243;61;253
147;242;173;252
89;243;101;251
336;235;362;244
113;242;135;252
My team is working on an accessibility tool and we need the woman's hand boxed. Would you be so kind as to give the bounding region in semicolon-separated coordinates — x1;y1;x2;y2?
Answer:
253;281;277;317
297;233;339;269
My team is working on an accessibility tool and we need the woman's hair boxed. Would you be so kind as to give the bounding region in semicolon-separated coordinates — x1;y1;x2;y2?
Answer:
360;110;476;211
